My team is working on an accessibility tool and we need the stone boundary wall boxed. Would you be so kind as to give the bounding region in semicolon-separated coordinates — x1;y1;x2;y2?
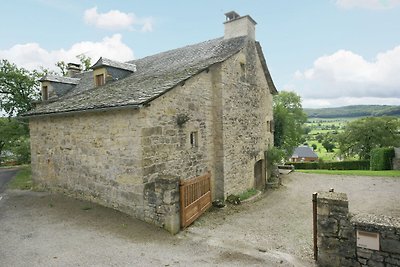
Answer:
317;191;400;267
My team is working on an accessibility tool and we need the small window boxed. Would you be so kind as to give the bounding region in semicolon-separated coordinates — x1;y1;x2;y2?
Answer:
95;74;105;86
190;131;198;148
42;86;48;101
270;120;275;133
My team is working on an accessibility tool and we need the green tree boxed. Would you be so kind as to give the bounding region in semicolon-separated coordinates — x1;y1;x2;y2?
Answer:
338;117;400;160
273;91;307;157
311;143;317;150
0;118;28;164
322;140;335;152
0;60;41;116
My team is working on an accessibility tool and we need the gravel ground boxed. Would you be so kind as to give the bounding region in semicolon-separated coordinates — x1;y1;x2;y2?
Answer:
1;172;399;266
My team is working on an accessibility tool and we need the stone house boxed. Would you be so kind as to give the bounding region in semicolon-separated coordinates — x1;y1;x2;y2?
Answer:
23;12;277;233
290;145;319;163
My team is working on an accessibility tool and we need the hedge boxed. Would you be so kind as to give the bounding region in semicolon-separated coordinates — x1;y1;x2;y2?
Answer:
370;147;395;171
288;160;370;170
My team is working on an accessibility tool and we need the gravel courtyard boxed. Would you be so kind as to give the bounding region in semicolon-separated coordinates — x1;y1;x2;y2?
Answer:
1;172;399;266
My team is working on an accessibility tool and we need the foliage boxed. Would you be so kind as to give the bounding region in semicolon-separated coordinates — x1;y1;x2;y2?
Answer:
266;147;285;166
289;160;370;170
0;59;41;116
7;165;32;190
12;136;31;164
0;118;29;164
273;91;307;157
338;117;400;160
305;105;400;118
56;54;92;76
311;143;317;150
322;140;335;152
297;169;400;177
237;188;258;201
370;147;395;171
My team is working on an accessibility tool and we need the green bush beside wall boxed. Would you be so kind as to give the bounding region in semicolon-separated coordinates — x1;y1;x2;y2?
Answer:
370;147;395;171
288;160;370;170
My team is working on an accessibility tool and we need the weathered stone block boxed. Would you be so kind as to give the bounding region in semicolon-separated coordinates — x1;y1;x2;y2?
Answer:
381;239;400;254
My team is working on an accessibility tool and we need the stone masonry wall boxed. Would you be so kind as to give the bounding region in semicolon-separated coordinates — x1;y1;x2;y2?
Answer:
317;191;356;267
317;191;400;267
220;39;274;197
29;39;274;233
30;110;146;222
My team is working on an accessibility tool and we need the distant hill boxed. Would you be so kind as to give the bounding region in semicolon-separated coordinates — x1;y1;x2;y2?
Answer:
304;105;400;118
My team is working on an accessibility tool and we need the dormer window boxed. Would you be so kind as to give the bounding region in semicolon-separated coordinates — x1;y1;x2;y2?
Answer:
95;74;105;87
90;57;136;87
42;86;49;101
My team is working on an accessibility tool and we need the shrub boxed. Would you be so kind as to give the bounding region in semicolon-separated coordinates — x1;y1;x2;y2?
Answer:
288;160;370;170
370;147;395;171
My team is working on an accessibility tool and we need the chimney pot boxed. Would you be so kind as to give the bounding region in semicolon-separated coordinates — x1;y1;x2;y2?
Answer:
67;63;81;77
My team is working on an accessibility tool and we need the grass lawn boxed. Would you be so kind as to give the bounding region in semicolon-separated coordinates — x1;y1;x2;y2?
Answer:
297;169;400;177
8;165;32;190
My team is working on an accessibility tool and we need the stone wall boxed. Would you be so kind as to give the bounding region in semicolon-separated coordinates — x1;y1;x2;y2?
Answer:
220;39;274;197
317;191;400;266
316;192;356;267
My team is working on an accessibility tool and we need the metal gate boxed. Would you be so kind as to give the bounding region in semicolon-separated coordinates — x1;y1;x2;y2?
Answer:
180;172;212;229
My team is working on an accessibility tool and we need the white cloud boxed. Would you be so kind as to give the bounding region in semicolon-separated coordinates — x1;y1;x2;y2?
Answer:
84;7;154;32
336;0;400;9
294;45;400;100
0;34;134;71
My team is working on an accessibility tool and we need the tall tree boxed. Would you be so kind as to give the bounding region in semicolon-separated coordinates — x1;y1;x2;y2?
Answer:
338;117;400;160
273;91;307;157
0;60;41;116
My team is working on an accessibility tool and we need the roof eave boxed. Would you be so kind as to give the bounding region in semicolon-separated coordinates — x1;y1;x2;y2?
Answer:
255;42;278;95
21;103;142;118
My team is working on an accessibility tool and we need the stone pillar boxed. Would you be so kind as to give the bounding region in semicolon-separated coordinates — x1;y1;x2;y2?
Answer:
317;191;357;267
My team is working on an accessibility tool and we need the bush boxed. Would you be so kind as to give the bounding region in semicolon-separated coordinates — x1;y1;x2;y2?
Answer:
289;160;370;170
11;137;31;164
370;147;395;170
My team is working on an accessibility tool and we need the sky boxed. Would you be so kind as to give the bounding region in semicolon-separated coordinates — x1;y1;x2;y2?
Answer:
1;0;400;108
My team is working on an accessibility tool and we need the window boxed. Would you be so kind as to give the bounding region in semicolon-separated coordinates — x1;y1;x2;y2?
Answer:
42;86;48;101
190;131;198;148
95;74;105;86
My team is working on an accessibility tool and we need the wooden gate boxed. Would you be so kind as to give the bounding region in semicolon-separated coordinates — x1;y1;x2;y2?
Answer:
180;172;212;229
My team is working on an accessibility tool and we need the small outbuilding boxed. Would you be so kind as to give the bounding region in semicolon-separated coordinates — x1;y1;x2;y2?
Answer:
290;146;319;163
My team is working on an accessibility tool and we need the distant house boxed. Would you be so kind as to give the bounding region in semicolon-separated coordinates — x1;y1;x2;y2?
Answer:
22;12;277;233
290;146;318;162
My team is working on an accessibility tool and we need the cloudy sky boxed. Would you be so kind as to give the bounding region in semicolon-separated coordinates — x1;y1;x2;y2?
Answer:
1;0;400;108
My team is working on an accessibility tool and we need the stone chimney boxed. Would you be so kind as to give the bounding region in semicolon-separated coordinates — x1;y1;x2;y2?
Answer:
224;11;257;40
67;63;81;77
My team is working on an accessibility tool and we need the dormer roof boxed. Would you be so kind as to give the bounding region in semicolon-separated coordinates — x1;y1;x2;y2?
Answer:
91;57;136;72
39;74;80;85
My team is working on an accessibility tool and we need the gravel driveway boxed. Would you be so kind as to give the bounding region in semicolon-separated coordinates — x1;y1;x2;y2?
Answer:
1;172;399;266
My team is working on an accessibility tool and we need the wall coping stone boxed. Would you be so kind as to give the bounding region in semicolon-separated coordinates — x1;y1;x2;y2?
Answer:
352;213;400;229
317;191;348;206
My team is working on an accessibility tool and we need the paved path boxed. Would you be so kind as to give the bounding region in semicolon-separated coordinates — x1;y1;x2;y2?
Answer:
0;168;18;193
1;172;399;266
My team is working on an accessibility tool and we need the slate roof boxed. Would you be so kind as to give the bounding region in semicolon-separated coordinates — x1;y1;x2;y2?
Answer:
291;146;318;158
91;57;137;72
39;75;80;85
23;36;277;117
